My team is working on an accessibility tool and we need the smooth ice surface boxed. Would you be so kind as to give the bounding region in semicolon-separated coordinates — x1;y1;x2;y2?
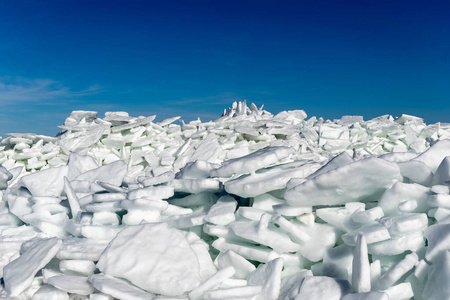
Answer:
97;222;201;296
285;157;402;206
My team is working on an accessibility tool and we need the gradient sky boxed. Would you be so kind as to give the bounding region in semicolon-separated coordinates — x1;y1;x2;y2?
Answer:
0;0;449;137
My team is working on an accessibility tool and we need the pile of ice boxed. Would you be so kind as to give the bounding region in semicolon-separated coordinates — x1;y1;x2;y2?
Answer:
1;101;450;299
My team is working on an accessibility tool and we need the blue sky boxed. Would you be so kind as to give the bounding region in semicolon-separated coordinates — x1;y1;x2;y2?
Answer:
0;0;449;136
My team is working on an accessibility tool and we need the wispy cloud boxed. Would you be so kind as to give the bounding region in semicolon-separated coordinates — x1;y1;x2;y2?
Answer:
0;77;102;104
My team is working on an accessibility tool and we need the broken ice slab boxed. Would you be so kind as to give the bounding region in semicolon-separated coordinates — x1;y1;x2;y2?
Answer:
127;185;174;200
368;231;425;256
342;224;391;246
285;157;402;207
293;276;351;300
432;156;450;185
378;182;430;216
224;162;320;198
204;195;237;226
412;139;450;173
212;237;280;263
422;250;450;300
19;165;68;197
88;274;154;300
3;237;62;297
247;257;284;300
97;222;201;296
47;275;95;295
57;237;109;261
229;213;301;253
173;178;222;194
75;160;128;186
210;146;295;177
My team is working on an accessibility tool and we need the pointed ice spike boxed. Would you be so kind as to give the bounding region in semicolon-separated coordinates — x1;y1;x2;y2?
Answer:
352;233;371;293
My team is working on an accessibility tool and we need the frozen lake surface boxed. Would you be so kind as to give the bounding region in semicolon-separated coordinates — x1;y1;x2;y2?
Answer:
1;101;450;299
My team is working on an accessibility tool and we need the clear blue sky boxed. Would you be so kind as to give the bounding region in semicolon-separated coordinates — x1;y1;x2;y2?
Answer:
0;0;449;136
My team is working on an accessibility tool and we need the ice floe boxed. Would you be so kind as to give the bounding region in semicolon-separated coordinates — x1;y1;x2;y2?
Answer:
1;100;450;299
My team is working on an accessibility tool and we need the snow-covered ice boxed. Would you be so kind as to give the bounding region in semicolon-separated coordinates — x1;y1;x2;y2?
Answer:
1;100;450;299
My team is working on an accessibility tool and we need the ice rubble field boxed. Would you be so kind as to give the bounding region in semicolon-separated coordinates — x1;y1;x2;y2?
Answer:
1;102;450;300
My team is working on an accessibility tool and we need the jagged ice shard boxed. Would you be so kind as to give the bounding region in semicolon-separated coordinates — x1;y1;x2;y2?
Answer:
1;100;450;299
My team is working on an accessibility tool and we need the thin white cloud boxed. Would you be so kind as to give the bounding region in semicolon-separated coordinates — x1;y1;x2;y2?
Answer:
0;77;101;104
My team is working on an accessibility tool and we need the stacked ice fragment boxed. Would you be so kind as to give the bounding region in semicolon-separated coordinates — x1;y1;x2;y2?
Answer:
1;100;450;299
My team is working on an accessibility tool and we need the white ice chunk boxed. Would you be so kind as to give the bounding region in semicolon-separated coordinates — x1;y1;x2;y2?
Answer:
64;177;81;219
431;184;450;194
203;286;262;300
67;152;99;181
229;213;301;253
295;276;351;300
352;233;371;293
31;284;69;300
252;193;285;212
433;156;450;185
205;195;237;225
425;223;450;262
75;160;127;186
3;237;62;297
224;163;319;198
177;160;220;179
376;252;418;290
47;275;95;295
385;213;428;236
189;266;235;300
190;241;217;282
285;157;402;206
413;139;450;173
189;133;222;163
0;164;13;190
422;250;450;300
210;146;295;177
271;214;311;243
88;274;154;300
128;185;174;200
279;270;313;300
89;293;114;300
381;282;414;300
97;222;201;296
212;237;279;263
316;205;362;232
247;257;283;300
19;165;68;197
216;250;256;279
173;178;221;194
341;291;388;300
397;160;433;185
343;225;390;246
297;223;338;262
59;259;96;276
307;151;353;179
139;171;174;186
428;193;450;208
57;237;109;261
351;207;384;224
368;231;424;255
322;244;353;281
378;182;430;216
